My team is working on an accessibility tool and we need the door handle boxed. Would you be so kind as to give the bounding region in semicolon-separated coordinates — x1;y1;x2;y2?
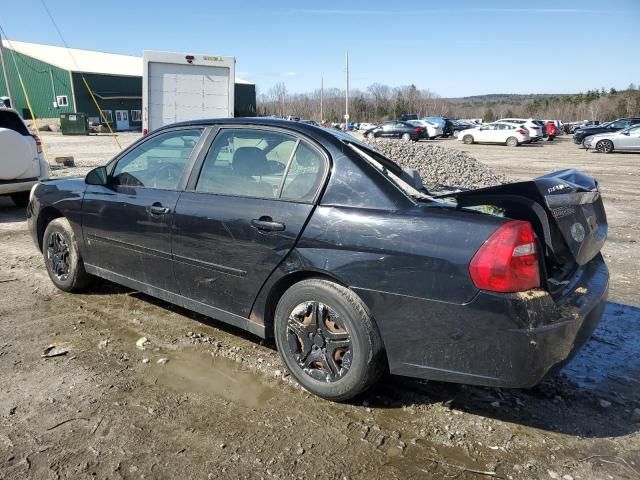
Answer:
251;217;285;232
148;203;171;215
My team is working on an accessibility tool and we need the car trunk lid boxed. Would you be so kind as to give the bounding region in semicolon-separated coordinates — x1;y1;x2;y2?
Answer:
436;169;607;285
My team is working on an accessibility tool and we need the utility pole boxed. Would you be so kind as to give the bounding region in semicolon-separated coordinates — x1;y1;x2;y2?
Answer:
320;75;324;123
345;51;349;129
0;30;14;107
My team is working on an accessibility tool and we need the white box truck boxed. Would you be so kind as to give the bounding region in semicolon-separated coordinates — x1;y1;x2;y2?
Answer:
142;50;235;134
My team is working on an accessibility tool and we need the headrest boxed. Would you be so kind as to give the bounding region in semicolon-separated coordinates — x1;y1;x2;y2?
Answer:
232;147;269;176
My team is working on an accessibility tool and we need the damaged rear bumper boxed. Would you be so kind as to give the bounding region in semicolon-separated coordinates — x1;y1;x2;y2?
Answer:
355;254;609;388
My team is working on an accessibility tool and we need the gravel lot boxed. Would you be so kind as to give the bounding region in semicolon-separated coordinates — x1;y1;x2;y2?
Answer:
1;131;639;479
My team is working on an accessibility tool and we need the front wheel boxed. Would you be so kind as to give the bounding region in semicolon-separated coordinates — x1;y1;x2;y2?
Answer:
462;134;474;144
506;136;519;147
274;279;385;401
596;139;614;153
43;217;93;292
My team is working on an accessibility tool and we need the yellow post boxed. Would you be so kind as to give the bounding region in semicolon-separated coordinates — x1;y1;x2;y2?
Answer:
81;76;122;150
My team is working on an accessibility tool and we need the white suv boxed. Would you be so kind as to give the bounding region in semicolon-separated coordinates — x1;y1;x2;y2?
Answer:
0;108;49;206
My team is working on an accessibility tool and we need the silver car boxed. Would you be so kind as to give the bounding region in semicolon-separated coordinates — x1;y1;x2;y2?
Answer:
584;125;640;153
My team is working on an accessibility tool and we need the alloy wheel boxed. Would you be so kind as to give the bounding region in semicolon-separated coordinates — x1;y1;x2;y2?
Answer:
47;232;70;281
285;301;352;383
596;140;613;153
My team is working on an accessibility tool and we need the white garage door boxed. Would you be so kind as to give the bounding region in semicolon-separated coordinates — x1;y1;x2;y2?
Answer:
148;62;231;131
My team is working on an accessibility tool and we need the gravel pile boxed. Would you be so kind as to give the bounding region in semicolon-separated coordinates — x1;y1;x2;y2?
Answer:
363;138;508;190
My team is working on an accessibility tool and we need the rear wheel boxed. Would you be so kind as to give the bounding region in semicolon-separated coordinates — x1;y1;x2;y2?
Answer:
462;134;474;144
506;136;519;147
367;132;376;140
596;139;614;153
10;191;29;207
401;133;411;142
274;279;385;401
43;217;93;292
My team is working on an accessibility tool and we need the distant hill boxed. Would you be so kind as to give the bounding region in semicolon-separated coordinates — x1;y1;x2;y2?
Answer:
444;93;573;105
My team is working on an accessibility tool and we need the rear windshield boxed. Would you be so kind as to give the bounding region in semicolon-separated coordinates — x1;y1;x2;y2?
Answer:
0;110;29;135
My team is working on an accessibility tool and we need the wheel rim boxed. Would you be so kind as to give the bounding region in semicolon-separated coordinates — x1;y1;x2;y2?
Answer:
46;232;70;281
402;134;410;141
597;140;613;153
285;301;352;383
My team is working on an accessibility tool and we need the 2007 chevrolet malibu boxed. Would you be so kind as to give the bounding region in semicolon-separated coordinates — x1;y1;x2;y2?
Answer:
27;118;609;401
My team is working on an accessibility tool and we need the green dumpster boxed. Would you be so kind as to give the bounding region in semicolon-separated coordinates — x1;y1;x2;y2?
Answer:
60;112;89;135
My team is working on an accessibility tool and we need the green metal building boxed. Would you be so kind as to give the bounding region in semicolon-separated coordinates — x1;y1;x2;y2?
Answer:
0;40;256;130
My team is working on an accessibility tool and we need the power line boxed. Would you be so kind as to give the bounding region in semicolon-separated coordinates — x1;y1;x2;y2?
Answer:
40;0;121;148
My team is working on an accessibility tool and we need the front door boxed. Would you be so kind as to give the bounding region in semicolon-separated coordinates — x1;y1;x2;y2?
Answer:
115;110;129;131
82;127;206;292
172;127;327;317
616;125;640;150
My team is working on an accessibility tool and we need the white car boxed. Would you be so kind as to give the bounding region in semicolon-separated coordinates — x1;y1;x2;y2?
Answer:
358;122;378;131
407;120;443;139
458;122;530;147
583;124;640;153
497;118;543;142
0;108;49;206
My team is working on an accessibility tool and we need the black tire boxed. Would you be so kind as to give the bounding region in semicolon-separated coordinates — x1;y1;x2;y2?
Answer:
42;217;93;292
274;279;385;401
10;191;29;207
462;134;474;145
596;139;614;153
506;136;519;147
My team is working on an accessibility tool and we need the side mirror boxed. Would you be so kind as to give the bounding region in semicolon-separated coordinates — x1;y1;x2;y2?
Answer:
85;166;108;185
622;131;630;136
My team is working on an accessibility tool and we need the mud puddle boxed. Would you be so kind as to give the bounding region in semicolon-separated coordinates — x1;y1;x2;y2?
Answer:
147;349;276;408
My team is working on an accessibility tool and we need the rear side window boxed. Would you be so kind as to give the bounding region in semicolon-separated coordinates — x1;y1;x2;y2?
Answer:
195;128;325;202
0;110;29;135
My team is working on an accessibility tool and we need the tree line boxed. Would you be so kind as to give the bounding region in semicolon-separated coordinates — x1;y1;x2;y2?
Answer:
257;82;640;123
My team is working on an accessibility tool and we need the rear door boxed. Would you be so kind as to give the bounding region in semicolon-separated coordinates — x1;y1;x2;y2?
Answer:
172;126;328;317
82;127;206;291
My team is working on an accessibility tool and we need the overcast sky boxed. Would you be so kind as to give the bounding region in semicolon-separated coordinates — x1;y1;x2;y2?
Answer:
1;0;639;97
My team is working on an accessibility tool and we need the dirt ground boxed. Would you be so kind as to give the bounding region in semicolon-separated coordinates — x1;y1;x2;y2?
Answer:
1;132;639;480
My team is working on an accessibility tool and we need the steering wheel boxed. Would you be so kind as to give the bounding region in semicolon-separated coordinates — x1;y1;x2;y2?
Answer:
154;163;184;188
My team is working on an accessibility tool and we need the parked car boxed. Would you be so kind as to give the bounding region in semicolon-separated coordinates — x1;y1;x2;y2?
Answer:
358;122;378;131
0;107;49;206
544;121;558;140
399;114;418;121
458;122;530;146
407;119;443;139
583;124;640;153
567;120;599;134
498;118;543;142
364;121;423;141
299;119;319;127
27;117;608;401
573;118;640;147
451;120;476;137
423;116;455;138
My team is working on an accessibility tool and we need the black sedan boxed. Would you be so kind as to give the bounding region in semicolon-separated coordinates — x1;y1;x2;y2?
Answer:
28;118;609;401
364;121;424;141
573;117;640;146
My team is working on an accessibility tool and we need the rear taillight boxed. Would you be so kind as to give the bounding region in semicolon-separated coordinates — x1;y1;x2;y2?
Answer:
415;127;423;133
143;128;148;136
517;128;527;135
32;134;42;154
469;220;540;293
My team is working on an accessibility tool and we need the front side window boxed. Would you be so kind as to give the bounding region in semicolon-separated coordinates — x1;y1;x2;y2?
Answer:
611;120;631;129
111;128;203;189
195;128;325;202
